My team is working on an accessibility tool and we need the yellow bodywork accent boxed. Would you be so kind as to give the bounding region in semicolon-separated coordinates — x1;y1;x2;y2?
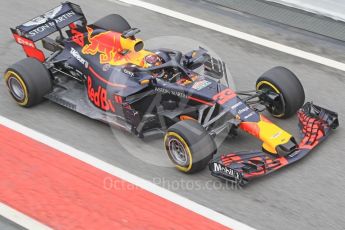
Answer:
116;49;154;67
117;36;153;67
120;36;143;52
257;117;292;154
164;132;193;172
140;79;150;85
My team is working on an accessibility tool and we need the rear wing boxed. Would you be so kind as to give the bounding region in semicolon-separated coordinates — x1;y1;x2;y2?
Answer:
11;1;86;61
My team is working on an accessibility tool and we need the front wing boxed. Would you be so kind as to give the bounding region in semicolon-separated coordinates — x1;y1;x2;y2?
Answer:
209;102;339;185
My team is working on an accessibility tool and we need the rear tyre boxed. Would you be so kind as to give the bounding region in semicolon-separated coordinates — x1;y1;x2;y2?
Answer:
93;14;131;32
4;58;52;107
256;66;305;118
164;120;216;174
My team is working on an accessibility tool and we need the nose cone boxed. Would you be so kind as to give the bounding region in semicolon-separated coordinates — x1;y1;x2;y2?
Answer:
276;137;298;157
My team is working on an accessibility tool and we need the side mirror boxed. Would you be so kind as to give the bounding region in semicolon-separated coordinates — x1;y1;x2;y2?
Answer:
183;48;210;70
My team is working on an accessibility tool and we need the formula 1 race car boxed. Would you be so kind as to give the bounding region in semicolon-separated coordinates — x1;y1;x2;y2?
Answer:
4;2;339;184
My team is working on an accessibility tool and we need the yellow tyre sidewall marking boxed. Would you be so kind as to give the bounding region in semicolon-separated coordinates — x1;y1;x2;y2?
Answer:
4;70;29;106
164;132;193;172
256;80;284;118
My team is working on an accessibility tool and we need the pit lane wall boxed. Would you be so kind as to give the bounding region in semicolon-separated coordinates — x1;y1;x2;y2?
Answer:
206;0;345;42
270;0;345;22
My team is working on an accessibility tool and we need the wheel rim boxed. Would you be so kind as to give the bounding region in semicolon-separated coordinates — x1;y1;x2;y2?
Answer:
257;82;285;117
8;76;25;101
168;137;189;166
265;92;284;116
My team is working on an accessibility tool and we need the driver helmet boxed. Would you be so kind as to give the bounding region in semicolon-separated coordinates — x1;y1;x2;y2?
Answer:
145;54;163;77
144;54;162;67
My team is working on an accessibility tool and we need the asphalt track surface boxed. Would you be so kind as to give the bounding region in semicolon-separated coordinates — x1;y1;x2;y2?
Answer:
0;0;345;229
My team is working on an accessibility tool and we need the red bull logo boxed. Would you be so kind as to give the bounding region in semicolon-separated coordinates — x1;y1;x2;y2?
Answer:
87;76;115;112
82;27;122;64
82;27;146;66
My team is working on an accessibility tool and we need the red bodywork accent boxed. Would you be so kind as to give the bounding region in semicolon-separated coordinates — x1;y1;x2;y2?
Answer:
260;115;272;123
87;76;116;112
187;96;214;106
69;23;85;47
124;104;132;109
220;152;289;179
298;110;325;149
72;31;85;47
245;157;288;178
239;122;260;138
221;154;241;166
12;33;45;62
213;88;236;105
114;95;123;104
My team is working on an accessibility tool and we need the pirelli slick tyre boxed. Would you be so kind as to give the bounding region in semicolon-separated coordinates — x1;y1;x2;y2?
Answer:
256;66;305;119
164;120;216;174
4;58;52;107
93;14;131;33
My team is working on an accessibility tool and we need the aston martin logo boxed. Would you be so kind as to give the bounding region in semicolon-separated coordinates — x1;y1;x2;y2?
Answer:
22;5;63;27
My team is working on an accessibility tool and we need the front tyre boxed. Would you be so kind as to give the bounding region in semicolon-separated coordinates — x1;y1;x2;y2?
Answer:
164;120;216;174
256;66;305;118
4;58;52;107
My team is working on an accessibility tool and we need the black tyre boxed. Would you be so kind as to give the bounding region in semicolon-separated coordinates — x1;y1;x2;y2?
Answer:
4;58;52;107
256;66;305;118
93;14;131;32
164;120;216;174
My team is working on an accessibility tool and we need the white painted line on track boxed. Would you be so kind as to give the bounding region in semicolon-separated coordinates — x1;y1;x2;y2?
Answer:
0;203;53;230
0;115;255;230
112;0;345;72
